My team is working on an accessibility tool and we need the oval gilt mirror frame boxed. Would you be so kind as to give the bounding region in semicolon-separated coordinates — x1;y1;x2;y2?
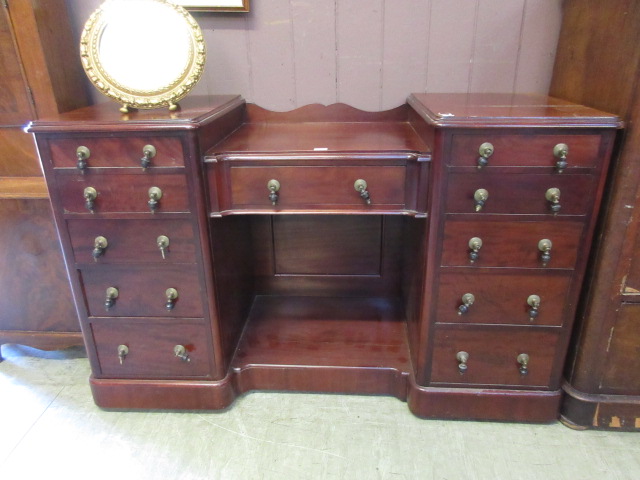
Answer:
80;0;206;113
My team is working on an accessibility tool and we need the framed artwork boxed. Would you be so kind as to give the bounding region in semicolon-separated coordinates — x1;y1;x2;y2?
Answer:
172;0;250;12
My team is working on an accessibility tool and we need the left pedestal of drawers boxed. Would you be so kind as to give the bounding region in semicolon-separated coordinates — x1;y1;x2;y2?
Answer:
28;96;245;409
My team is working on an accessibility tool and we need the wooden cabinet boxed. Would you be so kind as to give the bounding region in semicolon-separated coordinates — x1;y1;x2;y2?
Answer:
549;0;640;430
29;94;619;422
0;0;89;356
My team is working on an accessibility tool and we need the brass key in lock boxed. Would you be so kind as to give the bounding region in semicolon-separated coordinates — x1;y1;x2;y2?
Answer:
157;235;170;259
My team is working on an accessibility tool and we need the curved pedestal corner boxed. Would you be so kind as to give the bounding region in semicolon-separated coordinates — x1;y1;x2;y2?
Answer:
89;374;238;411
560;382;640;431
407;376;562;423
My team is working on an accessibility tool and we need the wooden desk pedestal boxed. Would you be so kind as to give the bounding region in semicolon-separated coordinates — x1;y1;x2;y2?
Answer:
29;94;619;422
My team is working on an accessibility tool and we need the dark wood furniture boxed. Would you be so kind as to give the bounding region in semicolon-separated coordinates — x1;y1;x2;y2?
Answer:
549;0;640;430
28;93;619;421
0;0;89;358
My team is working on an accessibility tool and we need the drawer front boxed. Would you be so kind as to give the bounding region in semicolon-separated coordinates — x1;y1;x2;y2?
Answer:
67;218;197;264
56;173;189;214
91;319;211;377
445;173;596;215
441;219;584;269
449;133;602;168
81;265;204;317
229;166;407;209
436;271;572;326
49;136;184;168
430;327;559;387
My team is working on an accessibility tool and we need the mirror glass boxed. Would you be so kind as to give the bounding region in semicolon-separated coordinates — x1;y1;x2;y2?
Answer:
81;0;206;111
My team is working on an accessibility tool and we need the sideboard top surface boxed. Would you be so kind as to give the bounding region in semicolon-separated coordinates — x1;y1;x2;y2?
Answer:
27;95;244;133
408;93;622;128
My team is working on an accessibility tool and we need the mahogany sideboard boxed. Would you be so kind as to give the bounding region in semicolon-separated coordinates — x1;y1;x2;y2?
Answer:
550;0;640;430
28;93;620;422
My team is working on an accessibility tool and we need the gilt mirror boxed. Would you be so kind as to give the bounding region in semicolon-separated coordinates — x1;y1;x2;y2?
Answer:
80;0;206;112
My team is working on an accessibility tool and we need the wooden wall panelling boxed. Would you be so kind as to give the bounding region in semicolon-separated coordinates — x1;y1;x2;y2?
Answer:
65;0;562;111
549;0;640;430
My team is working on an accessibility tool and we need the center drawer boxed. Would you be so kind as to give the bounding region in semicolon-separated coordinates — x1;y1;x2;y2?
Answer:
226;165;407;210
80;265;204;318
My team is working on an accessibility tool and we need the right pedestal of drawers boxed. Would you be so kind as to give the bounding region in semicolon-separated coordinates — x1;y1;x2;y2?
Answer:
407;93;619;421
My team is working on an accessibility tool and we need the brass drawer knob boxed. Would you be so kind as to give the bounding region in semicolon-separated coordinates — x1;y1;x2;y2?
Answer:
538;238;552;266
458;293;475;315
267;179;280;205
545;187;561;214
468;237;483;263
517;353;530;375
92;236;108;260
141;144;156;169
477;142;494;168
83;186;97;212
76;146;90;171
456;351;469;373
354;179;371;205
527;294;541;321
157;235;170;259
174;344;190;362
117;344;129;365
553;143;569;173
474;188;489;212
105;286;119;310
148;186;163;213
165;287;179;310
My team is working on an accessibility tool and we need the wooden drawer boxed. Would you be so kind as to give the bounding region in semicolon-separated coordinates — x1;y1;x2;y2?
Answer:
67;218;197;264
436;270;572;326
55;173;189;214
91;319;211;378
49;136;184;168
80;265;204;317
445;172;596;215
449;133;603;168
430;326;559;387
227;165;407;210
441;219;584;269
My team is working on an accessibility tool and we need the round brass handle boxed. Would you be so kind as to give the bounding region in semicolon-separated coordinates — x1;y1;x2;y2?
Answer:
165;287;179;310
538;239;552;266
148;186;163;213
76;146;90;171
354;179;371;205
527;294;541;321
267;179;280;206
141;144;157;169
553;143;569;173
105;286;119;310
157;235;170;259
456;351;469;373
117;344;129;365
474;188;489;212
83;186;97;212
458;293;475;315
92;235;108;260
477;142;494;168
545;187;561;214
517;353;530;375
468;237;483;263
174;344;190;362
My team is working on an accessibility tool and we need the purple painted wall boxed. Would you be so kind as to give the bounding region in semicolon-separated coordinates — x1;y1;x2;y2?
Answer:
65;0;562;111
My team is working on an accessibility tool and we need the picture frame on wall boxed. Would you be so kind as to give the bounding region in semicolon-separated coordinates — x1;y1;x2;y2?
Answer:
172;0;250;12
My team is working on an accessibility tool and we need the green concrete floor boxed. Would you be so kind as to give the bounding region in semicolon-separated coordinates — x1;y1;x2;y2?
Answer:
0;344;638;480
